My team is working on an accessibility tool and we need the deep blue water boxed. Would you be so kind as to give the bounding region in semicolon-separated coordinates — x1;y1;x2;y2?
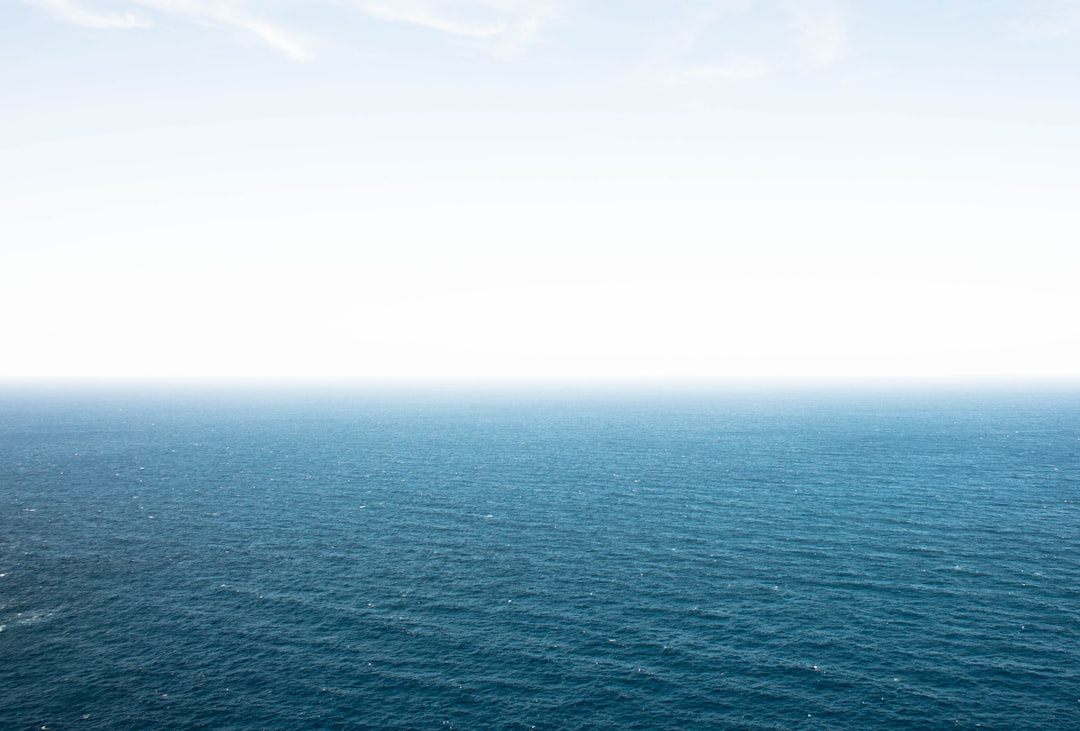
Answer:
2;388;1078;730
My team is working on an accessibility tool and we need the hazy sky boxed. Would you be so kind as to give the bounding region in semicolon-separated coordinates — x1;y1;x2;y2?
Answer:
3;0;1079;383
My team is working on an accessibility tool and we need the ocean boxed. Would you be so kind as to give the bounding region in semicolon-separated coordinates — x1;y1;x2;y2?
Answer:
1;387;1078;729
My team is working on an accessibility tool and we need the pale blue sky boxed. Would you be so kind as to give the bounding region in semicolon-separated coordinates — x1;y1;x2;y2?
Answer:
3;1;1079;382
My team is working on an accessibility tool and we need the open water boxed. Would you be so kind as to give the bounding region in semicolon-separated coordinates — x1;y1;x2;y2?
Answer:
1;387;1078;730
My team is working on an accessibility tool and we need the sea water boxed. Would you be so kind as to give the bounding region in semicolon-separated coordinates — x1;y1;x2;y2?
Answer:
1;387;1078;729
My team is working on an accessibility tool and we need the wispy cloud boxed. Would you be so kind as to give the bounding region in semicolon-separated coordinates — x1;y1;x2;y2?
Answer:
21;0;848;71
342;0;562;51
23;0;147;29
21;0;311;58
20;0;558;58
231;15;311;60
785;0;848;66
349;1;509;38
646;0;848;87
129;0;311;59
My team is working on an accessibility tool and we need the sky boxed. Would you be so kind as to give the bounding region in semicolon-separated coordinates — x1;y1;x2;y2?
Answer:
3;0;1079;384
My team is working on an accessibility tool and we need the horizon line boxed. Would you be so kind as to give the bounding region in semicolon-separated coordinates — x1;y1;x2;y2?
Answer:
2;376;1079;393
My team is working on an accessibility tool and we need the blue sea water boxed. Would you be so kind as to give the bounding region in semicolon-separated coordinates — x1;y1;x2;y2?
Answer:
1;387;1078;730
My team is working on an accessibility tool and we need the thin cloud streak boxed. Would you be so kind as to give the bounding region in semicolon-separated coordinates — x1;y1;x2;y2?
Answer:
235;16;311;60
340;0;560;51
24;0;148;29
20;0;555;57
25;0;1068;71
349;1;508;38
129;0;311;59
21;0;311;58
21;0;849;72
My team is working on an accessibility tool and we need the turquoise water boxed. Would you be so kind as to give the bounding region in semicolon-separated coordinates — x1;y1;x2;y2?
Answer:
2;388;1078;729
